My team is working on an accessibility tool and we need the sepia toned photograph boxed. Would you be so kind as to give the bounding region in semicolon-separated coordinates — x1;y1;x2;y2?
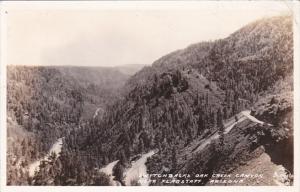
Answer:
0;1;299;191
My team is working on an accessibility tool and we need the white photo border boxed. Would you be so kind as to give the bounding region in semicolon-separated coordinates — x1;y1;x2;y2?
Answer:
0;1;299;192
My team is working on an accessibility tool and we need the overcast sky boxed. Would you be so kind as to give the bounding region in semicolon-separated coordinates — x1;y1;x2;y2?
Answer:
6;1;291;67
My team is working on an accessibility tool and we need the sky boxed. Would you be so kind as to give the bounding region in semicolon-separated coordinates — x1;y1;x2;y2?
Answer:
5;1;292;67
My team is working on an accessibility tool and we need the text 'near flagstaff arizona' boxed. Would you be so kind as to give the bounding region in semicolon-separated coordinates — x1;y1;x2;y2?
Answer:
6;11;293;186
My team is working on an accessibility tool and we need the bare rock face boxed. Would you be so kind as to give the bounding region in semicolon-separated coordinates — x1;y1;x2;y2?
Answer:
252;90;293;175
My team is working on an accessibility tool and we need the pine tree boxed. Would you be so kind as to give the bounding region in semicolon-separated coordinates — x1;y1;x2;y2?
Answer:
171;146;177;169
218;123;225;147
217;108;223;127
223;107;228;119
139;139;144;154
119;150;127;165
113;163;125;185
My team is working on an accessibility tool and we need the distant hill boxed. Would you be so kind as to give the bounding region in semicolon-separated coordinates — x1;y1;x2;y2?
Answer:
114;64;146;76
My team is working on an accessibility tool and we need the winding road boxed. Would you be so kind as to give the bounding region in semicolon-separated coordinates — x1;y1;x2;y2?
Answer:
93;107;104;119
124;150;155;186
97;110;272;186
100;150;156;186
194;110;267;153
28;138;63;177
99;160;120;186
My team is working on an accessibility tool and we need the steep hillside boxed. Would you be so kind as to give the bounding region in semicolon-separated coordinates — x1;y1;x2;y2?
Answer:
6;65;130;185
114;15;293;185
54;66;129;119
7;66;83;185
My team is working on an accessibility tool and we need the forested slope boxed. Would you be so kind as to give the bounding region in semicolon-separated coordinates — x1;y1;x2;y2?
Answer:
6;66;132;185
